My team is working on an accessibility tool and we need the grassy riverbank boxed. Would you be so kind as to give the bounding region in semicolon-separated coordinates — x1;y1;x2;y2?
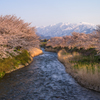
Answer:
0;50;32;78
58;49;100;92
0;48;43;78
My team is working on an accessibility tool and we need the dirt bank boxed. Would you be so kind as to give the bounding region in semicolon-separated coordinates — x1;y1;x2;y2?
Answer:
45;48;57;52
28;47;43;57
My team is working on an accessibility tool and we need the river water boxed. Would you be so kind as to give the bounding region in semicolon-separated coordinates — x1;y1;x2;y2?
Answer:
0;49;100;100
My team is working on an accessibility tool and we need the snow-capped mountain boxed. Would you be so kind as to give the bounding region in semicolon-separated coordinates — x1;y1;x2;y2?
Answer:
36;22;96;39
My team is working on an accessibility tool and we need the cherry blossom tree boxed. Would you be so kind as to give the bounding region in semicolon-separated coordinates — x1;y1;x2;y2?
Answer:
0;15;39;58
46;27;100;54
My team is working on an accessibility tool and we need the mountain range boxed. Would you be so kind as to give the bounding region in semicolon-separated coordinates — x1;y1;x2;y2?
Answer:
36;22;96;39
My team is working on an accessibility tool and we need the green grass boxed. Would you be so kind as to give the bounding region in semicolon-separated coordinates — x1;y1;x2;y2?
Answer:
40;42;47;47
70;54;100;74
61;52;69;55
0;49;31;78
61;48;100;74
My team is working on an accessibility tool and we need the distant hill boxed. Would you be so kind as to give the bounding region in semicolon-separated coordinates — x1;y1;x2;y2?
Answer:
36;22;96;39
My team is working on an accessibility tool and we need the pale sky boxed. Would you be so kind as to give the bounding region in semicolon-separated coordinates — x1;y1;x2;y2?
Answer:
0;0;100;27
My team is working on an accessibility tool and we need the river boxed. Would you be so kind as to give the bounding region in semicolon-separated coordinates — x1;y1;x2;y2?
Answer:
0;49;100;100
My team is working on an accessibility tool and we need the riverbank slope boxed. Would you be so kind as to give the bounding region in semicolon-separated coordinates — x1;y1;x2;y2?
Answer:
0;48;43;78
58;49;100;92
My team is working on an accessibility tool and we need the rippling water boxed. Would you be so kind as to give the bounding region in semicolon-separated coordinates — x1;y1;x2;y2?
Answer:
0;49;100;100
